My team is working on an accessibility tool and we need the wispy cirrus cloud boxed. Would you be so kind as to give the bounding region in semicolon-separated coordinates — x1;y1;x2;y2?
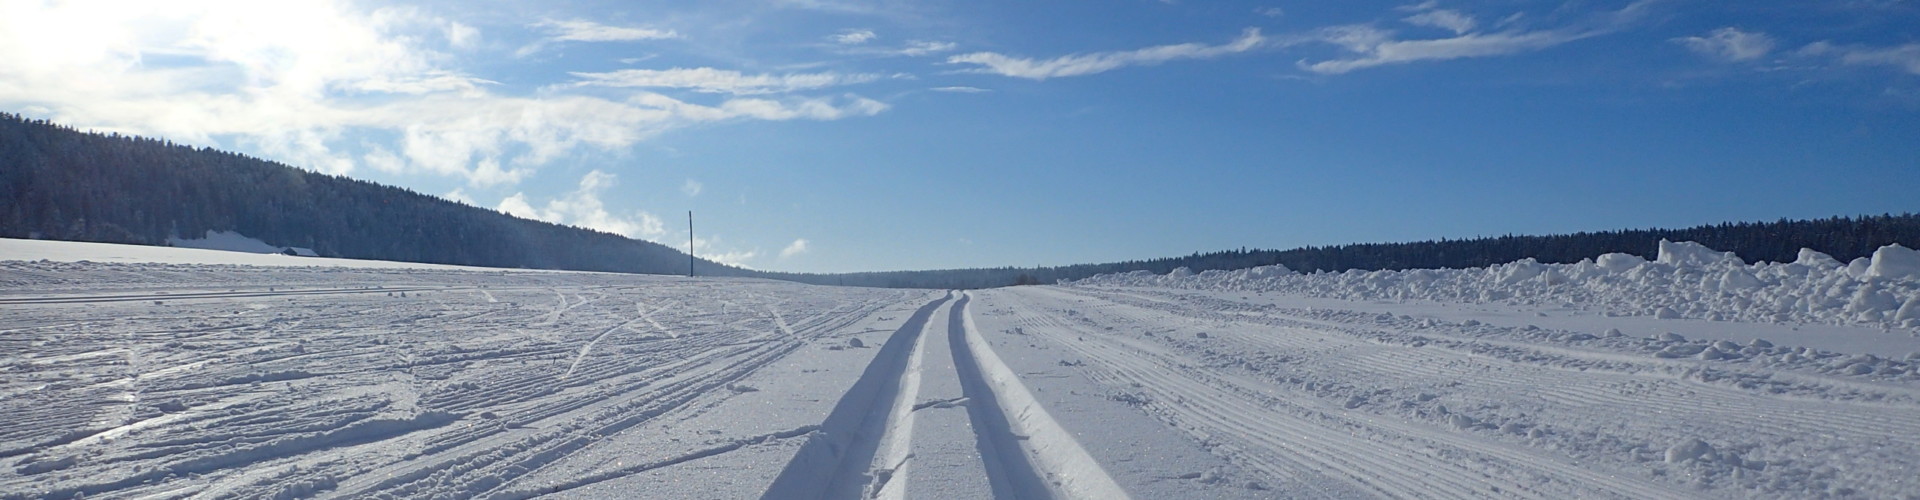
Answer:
947;28;1265;80
567;67;884;95
1299;26;1583;74
533;19;678;42
1801;41;1920;75
829;29;876;45
1295;1;1656;75
1403;9;1477;35
515;19;678;57
896;40;957;57
1674;27;1775;62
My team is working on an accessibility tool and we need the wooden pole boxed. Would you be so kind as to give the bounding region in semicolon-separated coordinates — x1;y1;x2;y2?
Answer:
687;211;695;277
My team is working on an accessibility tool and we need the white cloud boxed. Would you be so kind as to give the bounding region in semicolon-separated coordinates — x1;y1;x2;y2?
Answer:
496;193;542;221
1298;1;1654;75
1801;41;1920;75
897;40;957;56
445;21;479;49
534;19;678;42
442;188;474;205
1256;7;1285;18
0;2;890;188
1403;9;1477;35
1675;28;1775;62
948;28;1266;80
1300;26;1580;74
930;86;991;93
568;68;883;95
1396;1;1440;12
682;179;703;197
496;170;665;239
690;235;758;268
515;19;679;58
830;29;876;45
779;239;810;259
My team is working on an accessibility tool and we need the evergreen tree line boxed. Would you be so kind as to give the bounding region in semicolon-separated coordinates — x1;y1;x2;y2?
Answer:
0;112;752;278
876;213;1920;287
3;112;1914;289
757;212;1920;288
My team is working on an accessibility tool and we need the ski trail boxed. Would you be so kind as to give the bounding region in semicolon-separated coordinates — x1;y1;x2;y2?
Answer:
759;293;952;500
1009;287;1693;499
949;292;1131;500
635;300;678;338
562;316;643;381
542;289;568;325
867;300;938;500
768;303;797;340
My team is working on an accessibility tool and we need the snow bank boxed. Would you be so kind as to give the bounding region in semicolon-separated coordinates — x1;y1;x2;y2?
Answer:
1087;264;1295;288
1067;240;1920;331
1868;243;1920;281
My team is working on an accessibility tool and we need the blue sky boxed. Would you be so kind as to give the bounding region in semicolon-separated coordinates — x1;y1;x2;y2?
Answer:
2;0;1917;273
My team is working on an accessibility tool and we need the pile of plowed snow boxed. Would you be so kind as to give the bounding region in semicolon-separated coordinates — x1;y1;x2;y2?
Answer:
1067;240;1920;331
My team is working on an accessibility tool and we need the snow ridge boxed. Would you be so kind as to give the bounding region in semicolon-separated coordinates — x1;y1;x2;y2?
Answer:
1069;240;1920;331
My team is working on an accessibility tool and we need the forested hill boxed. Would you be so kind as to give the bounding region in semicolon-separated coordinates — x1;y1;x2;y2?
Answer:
2;113;1914;289
0;113;752;277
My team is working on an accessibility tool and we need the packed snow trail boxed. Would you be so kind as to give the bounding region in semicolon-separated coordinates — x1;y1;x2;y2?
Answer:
758;292;951;499
8;240;1920;499
947;293;1130;500
761;292;1126;500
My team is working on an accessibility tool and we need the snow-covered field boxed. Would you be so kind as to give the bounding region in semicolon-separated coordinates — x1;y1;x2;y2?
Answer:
4;238;1919;499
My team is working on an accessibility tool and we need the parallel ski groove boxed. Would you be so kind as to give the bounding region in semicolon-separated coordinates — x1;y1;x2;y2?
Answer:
758;292;952;500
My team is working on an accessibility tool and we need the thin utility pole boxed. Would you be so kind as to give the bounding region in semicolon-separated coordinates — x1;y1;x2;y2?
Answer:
687;211;695;277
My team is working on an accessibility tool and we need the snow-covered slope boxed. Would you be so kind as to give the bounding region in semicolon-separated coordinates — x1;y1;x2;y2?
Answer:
5;239;1920;499
2;237;497;271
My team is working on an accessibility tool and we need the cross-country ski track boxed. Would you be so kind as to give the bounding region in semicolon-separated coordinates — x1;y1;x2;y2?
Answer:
5;246;1920;499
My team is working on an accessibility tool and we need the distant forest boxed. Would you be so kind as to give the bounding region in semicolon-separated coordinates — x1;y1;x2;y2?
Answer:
0;113;750;278
849;213;1920;288
2;112;1916;289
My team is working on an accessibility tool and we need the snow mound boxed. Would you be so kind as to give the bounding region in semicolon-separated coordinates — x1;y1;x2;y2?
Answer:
1867;243;1920;281
168;230;317;256
1595;253;1646;272
1656;239;1741;268
1795;248;1842;268
1067;241;1920;330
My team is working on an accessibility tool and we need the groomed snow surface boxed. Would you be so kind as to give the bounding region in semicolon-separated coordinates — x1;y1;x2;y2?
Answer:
4;238;1920;499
